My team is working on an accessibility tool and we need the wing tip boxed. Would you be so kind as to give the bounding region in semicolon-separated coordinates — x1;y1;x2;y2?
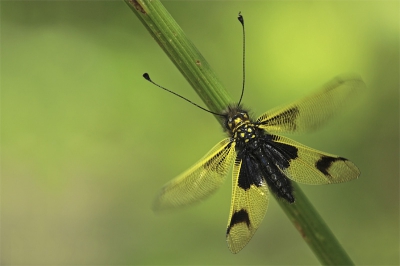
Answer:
330;73;367;91
226;234;250;254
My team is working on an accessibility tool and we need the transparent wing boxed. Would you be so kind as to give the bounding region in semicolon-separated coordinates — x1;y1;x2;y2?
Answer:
154;138;236;210
257;75;365;134
270;135;360;184
226;157;269;254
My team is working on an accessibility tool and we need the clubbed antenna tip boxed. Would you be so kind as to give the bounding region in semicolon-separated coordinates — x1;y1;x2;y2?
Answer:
141;73;225;117
238;12;244;25
143;73;151;81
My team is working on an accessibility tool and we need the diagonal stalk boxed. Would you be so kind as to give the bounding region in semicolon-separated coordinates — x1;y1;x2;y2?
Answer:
125;1;354;264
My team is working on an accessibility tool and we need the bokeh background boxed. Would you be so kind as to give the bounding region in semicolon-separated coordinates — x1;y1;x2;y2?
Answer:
2;1;398;265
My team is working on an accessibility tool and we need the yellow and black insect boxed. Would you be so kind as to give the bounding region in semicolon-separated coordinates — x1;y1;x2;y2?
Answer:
144;13;363;254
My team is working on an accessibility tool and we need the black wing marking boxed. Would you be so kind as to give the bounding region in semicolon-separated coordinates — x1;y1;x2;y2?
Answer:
226;156;269;254
269;135;360;184
257;75;365;134
153;138;236;210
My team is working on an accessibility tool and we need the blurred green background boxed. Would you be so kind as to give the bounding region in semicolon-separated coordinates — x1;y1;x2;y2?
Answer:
2;1;398;265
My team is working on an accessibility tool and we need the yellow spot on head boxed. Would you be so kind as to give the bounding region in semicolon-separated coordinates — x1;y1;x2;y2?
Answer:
240;133;245;138
234;118;242;125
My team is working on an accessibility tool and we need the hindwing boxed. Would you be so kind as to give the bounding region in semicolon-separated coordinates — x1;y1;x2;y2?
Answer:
226;155;269;254
267;134;360;184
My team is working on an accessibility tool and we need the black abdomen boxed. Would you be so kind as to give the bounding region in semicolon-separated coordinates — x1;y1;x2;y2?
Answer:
236;129;297;203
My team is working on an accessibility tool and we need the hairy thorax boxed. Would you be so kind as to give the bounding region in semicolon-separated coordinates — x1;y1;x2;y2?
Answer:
223;105;295;203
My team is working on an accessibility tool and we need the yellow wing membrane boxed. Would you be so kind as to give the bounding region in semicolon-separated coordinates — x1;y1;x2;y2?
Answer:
154;138;236;210
226;158;269;254
257;76;365;134
270;135;360;184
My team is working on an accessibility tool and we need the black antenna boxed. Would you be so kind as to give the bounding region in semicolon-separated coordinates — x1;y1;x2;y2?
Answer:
143;73;225;117
143;13;246;116
237;12;245;106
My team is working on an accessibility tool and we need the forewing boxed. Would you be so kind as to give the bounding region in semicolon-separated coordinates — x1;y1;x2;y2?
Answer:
257;75;365;134
226;157;269;254
269;135;360;184
154;138;236;210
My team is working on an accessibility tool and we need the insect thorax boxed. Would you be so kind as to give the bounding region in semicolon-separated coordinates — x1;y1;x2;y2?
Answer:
224;105;251;131
224;106;269;155
224;105;260;144
223;105;295;203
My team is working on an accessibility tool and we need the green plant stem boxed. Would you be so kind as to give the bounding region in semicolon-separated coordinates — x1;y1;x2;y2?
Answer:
125;1;354;265
125;0;231;122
